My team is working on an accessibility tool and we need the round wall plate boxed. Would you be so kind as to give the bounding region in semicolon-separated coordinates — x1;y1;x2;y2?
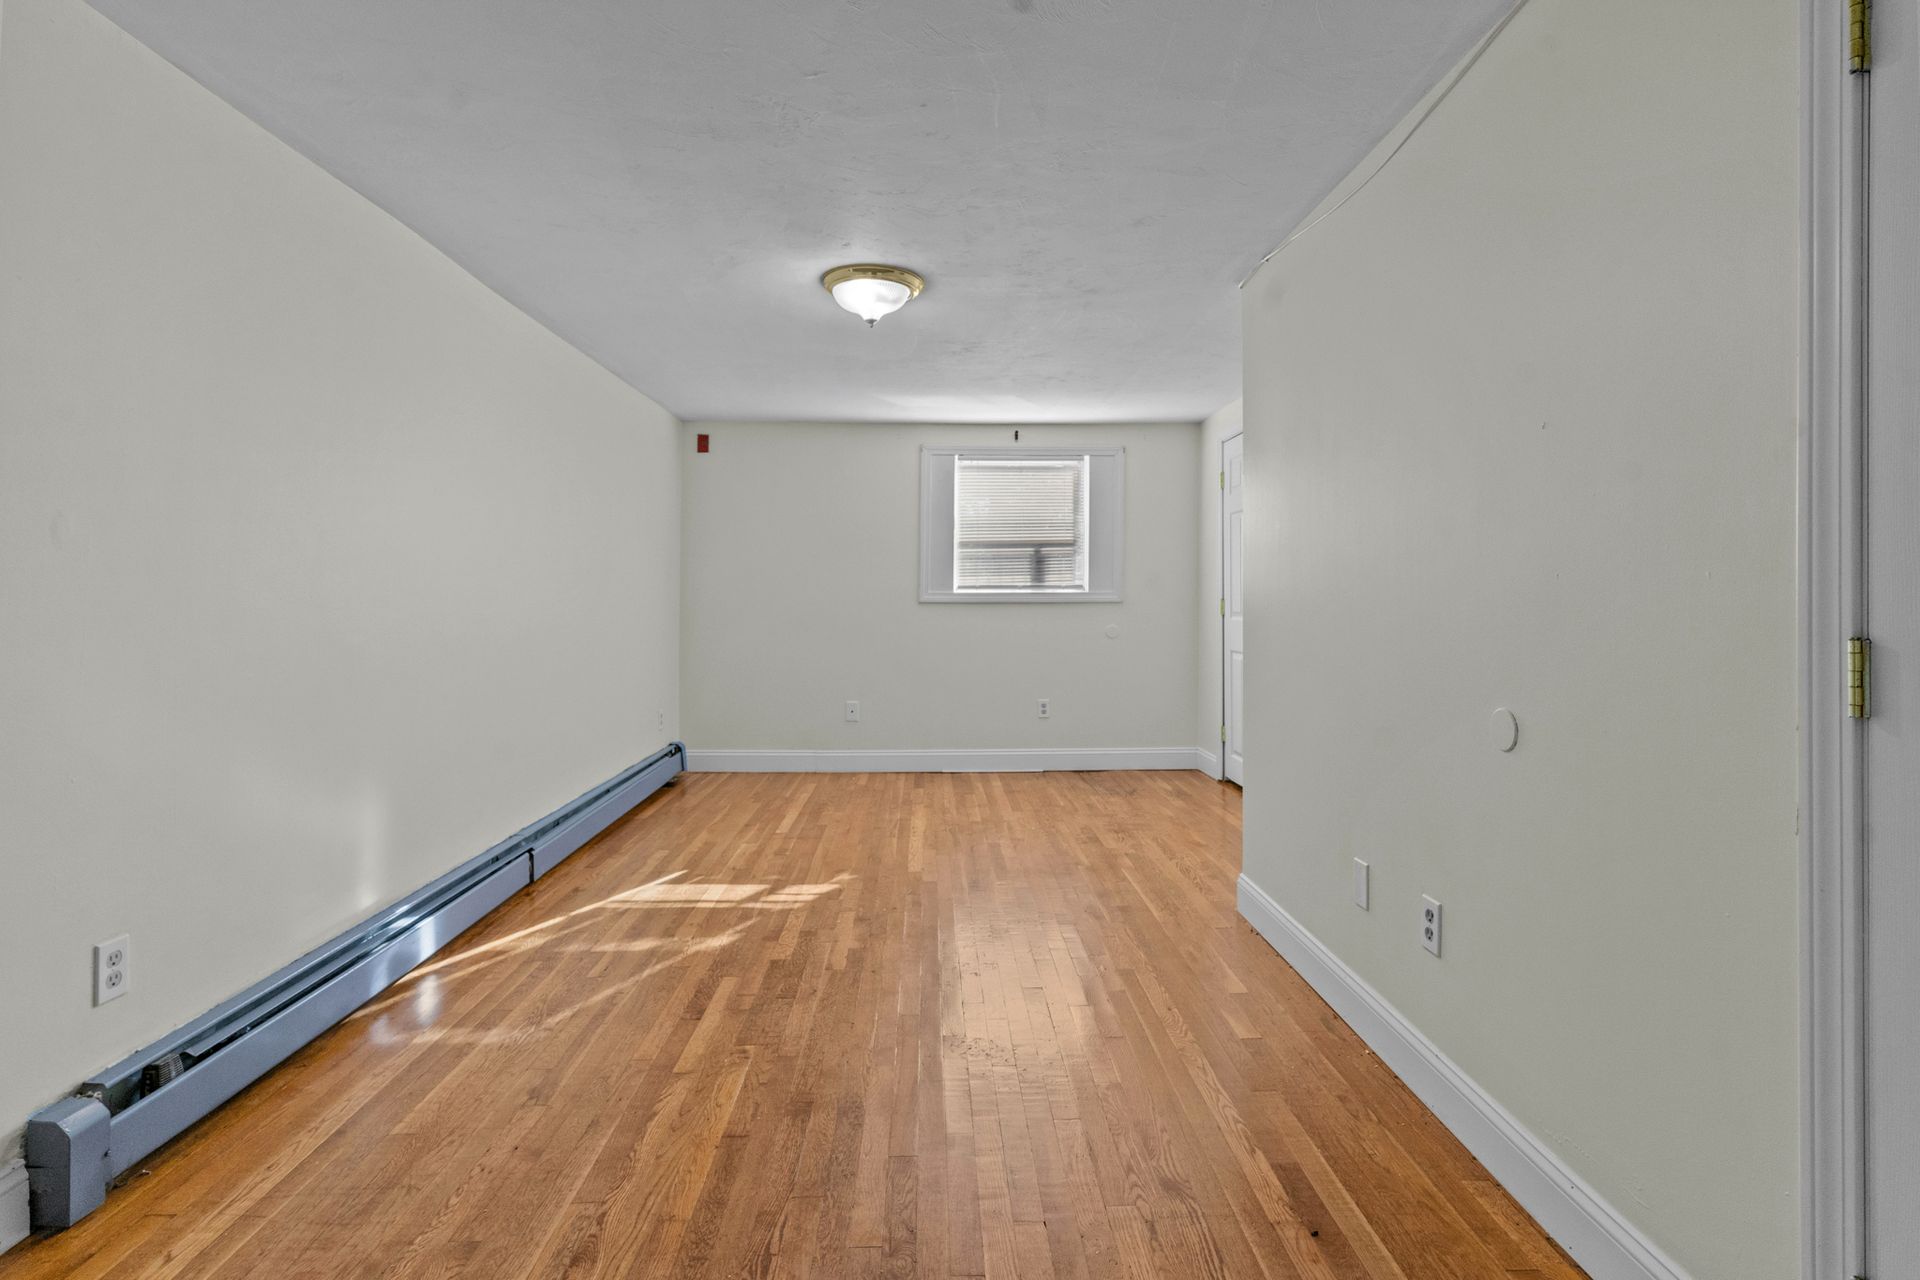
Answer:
1490;707;1519;752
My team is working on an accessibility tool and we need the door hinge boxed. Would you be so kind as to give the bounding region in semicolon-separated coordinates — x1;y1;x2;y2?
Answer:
1219;470;1225;490
1220;596;1226;617
1220;723;1227;743
1849;637;1871;719
1851;0;1871;72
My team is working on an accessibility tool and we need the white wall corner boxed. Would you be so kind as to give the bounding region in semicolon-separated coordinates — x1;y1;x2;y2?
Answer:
0;1160;29;1256
686;747;1211;774
1193;746;1223;779
1235;874;1693;1280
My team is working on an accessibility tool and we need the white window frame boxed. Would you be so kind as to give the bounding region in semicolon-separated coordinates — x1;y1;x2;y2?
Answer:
919;445;1125;603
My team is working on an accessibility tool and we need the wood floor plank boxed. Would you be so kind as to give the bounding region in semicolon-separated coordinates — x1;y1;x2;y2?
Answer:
1;772;1586;1279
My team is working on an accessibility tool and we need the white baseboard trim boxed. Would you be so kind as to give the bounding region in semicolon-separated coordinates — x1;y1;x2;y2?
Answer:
1235;874;1690;1280
686;747;1208;773
1194;747;1222;779
0;1160;28;1255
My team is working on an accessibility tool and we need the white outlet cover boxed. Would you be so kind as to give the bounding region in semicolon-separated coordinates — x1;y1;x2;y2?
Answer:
1421;896;1442;957
1353;859;1369;910
94;934;130;1005
845;700;860;722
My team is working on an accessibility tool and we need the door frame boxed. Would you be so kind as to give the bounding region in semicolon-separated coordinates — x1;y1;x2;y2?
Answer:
1220;431;1244;786
1802;0;1868;1273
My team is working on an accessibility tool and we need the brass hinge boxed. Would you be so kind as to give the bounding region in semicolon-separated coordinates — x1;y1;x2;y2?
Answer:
1849;637;1871;718
1220;596;1226;617
1219;470;1225;490
1851;0;1872;72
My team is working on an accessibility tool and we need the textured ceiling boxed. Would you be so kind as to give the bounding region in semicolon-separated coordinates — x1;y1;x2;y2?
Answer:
90;0;1510;423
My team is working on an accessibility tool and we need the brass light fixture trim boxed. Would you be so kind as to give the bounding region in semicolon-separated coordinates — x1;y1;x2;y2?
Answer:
820;263;925;297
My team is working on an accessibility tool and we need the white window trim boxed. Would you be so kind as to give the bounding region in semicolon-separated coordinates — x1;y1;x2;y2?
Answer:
919;445;1125;603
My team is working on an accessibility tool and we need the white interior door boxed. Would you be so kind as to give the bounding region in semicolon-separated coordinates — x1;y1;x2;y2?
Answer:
1222;433;1245;785
1865;0;1920;1270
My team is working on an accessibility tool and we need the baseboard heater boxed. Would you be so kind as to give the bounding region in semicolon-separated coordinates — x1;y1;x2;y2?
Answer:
24;742;684;1233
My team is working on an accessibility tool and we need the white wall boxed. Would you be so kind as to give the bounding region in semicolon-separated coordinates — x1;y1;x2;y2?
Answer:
1195;400;1242;775
1238;0;1799;1276
681;422;1197;758
0;0;680;1163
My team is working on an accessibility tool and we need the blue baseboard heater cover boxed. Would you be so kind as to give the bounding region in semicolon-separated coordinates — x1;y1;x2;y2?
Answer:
24;742;684;1233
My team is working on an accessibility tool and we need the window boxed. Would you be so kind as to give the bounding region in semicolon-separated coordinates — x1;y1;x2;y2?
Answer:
920;446;1124;602
954;456;1088;591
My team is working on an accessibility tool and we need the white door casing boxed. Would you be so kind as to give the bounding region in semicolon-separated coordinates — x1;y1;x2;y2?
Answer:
1223;433;1246;785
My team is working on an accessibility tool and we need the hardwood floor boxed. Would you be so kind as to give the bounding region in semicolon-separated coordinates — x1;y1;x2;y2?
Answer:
2;771;1584;1279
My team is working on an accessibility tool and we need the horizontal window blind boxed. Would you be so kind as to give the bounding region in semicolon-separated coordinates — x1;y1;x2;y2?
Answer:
953;456;1089;591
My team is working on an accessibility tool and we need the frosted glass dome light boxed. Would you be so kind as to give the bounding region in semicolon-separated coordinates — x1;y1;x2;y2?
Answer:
821;264;925;327
831;276;910;324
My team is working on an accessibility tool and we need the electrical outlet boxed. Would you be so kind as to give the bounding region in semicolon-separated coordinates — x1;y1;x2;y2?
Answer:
1037;698;1050;719
94;934;130;1005
1353;859;1369;910
656;710;666;732
845;700;860;723
1421;896;1442;957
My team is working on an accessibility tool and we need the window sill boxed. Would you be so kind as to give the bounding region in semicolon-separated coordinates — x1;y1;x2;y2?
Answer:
919;590;1124;604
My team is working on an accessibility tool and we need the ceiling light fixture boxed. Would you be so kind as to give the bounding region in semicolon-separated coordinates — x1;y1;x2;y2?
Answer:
821;263;925;327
